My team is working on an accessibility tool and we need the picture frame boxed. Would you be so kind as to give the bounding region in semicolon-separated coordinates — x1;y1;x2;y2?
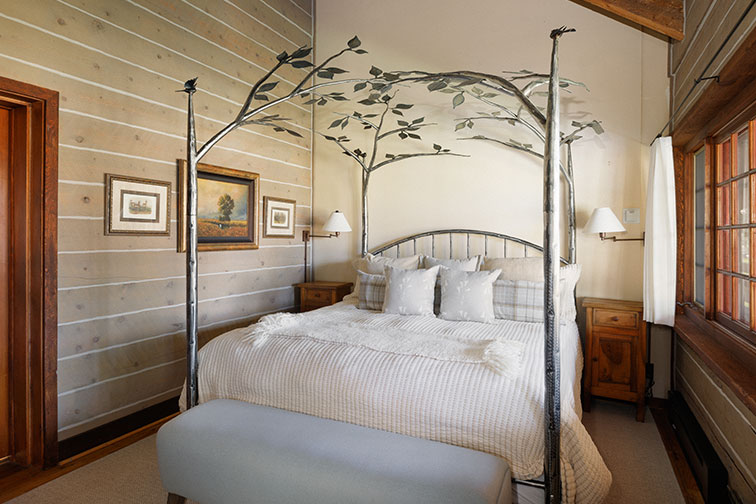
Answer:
104;174;171;236
177;160;259;252
263;196;296;238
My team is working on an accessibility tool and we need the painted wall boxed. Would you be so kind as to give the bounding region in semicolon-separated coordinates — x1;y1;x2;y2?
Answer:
312;0;671;396
0;0;313;439
671;1;756;500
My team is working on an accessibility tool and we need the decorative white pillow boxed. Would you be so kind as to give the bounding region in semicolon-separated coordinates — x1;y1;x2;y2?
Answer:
438;268;501;323
357;271;386;311
559;264;581;321
423;255;481;271
353;253;421;294
382;266;440;316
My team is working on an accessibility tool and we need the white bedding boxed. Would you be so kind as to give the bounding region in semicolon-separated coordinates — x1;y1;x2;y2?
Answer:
187;299;611;503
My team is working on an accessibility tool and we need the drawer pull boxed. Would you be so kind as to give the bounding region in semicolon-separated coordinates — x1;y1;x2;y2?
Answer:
611;316;619;321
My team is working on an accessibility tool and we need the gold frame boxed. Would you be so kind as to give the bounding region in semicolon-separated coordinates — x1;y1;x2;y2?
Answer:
263;196;297;238
104;173;171;236
177;160;260;252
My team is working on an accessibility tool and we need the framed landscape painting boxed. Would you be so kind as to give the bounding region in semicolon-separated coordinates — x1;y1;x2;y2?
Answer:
105;174;171;235
263;196;296;238
177;160;259;252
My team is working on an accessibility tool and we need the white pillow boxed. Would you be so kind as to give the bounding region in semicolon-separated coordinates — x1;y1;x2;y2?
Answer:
382;265;440;316
481;257;543;281
353;253;421;294
423;255;480;271
438;268;501;323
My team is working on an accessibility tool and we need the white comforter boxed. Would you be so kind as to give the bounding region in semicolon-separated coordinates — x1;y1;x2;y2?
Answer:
188;300;611;503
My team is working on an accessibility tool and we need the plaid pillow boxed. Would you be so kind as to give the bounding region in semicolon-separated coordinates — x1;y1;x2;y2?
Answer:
357;271;386;311
493;280;544;322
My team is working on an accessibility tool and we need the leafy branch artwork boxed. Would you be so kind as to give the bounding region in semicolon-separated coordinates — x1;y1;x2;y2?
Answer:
319;89;466;254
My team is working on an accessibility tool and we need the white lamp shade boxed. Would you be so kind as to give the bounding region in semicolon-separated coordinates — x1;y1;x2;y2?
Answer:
584;207;626;234
323;210;351;233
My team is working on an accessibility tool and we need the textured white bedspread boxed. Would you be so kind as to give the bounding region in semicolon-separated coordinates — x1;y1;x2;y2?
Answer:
189;300;611;503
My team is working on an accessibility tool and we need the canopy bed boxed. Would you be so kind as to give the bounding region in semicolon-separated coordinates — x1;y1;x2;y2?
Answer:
169;27;609;504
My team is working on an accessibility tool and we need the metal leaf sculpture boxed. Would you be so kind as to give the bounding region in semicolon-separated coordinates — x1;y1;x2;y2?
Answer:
319;91;467;255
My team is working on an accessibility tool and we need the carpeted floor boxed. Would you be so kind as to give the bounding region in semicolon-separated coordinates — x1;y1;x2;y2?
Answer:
9;399;684;503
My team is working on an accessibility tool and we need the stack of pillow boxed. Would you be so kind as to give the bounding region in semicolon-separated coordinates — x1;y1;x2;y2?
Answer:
353;254;581;324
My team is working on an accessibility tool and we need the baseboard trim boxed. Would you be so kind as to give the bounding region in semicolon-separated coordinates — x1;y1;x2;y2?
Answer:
0;409;178;502
59;396;180;460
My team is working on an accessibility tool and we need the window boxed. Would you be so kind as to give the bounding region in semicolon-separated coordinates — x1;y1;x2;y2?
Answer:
694;148;705;306
713;120;756;342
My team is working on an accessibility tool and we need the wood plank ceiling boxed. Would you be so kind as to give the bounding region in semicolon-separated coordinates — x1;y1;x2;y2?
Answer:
574;0;684;40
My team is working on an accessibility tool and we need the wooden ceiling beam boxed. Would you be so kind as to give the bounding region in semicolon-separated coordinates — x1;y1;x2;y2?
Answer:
575;0;684;40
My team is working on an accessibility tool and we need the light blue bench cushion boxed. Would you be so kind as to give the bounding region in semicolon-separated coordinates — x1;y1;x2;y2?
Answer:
157;399;511;504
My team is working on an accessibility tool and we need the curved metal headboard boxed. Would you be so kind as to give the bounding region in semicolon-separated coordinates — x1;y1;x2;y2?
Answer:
369;229;569;265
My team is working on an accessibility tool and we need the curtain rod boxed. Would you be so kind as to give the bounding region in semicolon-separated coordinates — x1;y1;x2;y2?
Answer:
652;0;756;145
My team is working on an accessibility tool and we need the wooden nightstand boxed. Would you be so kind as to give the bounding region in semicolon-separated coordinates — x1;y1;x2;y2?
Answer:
582;297;647;422
294;281;353;312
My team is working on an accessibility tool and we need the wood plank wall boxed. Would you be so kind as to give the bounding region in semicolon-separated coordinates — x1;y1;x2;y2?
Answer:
675;340;756;501
670;0;756;129
0;0;313;440
671;2;756;501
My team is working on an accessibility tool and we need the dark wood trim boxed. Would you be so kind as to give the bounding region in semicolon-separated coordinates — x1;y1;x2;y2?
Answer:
0;76;58;469
672;24;756;151
0;413;177;502
674;308;756;416
649;400;706;504
674;145;687;315
570;0;683;40
59;396;179;460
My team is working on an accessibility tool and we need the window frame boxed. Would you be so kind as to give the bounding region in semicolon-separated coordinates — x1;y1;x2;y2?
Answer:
685;119;756;348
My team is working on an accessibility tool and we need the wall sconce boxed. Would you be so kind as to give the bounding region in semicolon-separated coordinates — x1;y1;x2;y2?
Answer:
584;207;645;243
302;210;352;282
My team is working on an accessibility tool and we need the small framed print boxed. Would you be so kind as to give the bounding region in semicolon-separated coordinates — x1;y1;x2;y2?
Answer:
263;196;296;238
105;174;171;235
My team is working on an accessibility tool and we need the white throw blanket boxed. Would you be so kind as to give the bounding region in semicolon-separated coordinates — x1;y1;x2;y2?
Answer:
245;311;525;378
188;301;611;503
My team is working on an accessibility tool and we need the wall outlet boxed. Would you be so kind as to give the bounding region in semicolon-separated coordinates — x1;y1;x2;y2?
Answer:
623;208;641;224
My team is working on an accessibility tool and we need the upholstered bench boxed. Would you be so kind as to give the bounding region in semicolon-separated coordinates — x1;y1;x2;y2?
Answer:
157;399;512;504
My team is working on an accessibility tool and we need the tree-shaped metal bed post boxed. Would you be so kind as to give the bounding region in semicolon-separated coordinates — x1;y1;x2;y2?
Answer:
180;37;370;409
181;28;575;504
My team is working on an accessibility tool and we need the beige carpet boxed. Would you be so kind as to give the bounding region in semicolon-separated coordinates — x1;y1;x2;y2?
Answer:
10;399;684;503
582;399;684;504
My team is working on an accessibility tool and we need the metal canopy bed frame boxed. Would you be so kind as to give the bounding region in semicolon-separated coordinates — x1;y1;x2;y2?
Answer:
181;28;574;504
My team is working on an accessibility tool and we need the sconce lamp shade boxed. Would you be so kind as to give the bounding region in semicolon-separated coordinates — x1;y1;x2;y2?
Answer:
584;207;626;234
323;210;351;233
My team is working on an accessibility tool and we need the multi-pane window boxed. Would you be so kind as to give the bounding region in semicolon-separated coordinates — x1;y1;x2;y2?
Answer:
694;148;705;306
715;120;755;338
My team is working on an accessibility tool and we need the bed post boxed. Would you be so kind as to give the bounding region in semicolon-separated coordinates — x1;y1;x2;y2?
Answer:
182;79;200;409
566;142;576;264
543;26;573;504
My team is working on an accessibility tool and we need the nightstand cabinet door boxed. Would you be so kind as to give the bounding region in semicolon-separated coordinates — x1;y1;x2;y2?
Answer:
591;331;637;396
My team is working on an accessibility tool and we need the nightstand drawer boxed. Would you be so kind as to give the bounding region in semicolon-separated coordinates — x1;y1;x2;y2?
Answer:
304;288;332;304
592;308;639;330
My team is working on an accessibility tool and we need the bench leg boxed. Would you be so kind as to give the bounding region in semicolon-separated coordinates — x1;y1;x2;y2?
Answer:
167;493;187;504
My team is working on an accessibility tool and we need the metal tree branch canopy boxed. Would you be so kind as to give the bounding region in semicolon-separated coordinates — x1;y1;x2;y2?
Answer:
181;28;577;504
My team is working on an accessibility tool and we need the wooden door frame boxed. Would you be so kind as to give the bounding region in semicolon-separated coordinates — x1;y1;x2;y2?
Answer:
0;76;58;468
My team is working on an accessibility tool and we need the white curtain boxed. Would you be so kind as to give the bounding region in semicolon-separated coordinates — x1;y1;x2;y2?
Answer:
643;136;677;326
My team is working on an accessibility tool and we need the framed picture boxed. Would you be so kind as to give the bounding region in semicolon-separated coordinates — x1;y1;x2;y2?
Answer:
177;160;259;252
105;174;171;235
263;196;296;238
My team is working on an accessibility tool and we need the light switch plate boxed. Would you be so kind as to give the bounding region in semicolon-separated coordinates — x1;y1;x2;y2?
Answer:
623;208;641;224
